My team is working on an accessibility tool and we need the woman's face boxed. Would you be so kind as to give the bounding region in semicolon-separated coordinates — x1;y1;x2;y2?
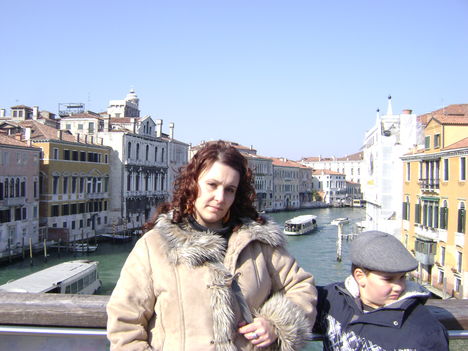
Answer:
193;161;240;229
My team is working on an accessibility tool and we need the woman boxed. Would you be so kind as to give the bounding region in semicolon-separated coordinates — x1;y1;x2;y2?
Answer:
107;141;317;350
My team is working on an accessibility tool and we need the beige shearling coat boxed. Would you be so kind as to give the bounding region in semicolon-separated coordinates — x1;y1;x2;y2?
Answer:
107;214;317;351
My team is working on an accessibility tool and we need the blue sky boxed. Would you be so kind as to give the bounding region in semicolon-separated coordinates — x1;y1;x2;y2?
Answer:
1;0;467;160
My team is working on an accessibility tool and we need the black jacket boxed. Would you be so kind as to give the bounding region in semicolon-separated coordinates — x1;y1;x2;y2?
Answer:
313;277;449;351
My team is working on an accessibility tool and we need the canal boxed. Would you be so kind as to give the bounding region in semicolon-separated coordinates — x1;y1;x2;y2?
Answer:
0;207;364;295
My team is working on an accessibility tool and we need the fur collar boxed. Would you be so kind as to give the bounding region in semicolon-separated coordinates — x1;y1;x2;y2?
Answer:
154;213;286;267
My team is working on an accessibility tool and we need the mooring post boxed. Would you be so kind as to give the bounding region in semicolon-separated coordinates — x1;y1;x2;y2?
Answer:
337;223;343;261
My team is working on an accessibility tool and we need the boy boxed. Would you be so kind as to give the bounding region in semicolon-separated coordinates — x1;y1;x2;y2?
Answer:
314;230;449;351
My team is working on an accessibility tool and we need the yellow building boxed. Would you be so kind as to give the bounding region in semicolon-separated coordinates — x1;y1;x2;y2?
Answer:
18;121;112;242
401;104;468;299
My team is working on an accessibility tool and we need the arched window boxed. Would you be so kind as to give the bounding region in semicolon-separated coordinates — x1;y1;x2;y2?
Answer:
136;144;140;160
145;145;149;161
127;142;132;159
4;178;8;198
458;202;466;233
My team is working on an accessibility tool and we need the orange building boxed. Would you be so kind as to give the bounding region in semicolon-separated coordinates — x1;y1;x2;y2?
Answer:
401;104;468;298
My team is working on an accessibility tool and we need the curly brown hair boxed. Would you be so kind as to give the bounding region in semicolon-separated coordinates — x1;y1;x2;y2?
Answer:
143;140;263;231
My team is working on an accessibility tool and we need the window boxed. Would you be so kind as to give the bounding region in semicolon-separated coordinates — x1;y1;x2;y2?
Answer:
154;147;158;161
438;270;444;285
53;176;59;194
53;148;59;160
80;151;86;161
425;136;430;149
443;159;449;181
136;144;140;160
402;196;410;221
72;151;79;161
78;124;83;130
440;246;446;265
51;205;60;217
66;124;71;130
461;157;466;181
440;200;448;230
415;200;421;224
145;145;149;161
458;203;466;233
88;122;94;133
434;134;441;148
457;251;462;272
127;142;132;158
406;162;411;181
64;150;70;160
63;177;68;194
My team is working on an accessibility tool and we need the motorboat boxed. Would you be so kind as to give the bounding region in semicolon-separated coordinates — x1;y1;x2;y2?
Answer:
70;243;98;253
0;260;101;294
331;217;350;225
283;215;318;236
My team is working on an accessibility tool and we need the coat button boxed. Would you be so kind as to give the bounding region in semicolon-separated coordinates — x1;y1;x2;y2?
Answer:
393;321;399;326
210;340;215;344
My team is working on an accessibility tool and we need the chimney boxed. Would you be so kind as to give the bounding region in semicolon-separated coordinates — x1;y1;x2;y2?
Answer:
33;106;39;120
156;119;162;138
0;109;5;117
24;127;31;141
169;122;174;139
103;114;110;132
402;109;413;115
57;130;63;140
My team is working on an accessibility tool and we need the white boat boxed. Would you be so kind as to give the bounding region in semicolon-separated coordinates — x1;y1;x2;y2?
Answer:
0;260;101;294
70;243;98;253
331;217;350;225
97;233;133;242
283;215;318;236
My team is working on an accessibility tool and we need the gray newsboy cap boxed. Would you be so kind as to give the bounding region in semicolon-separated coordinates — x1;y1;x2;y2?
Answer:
350;231;418;273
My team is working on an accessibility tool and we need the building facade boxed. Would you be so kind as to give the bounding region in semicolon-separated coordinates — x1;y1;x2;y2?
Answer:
0;134;41;260
360;97;421;235
401;104;468;299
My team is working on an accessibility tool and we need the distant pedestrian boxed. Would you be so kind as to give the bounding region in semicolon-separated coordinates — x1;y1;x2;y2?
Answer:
314;230;449;351
107;140;317;350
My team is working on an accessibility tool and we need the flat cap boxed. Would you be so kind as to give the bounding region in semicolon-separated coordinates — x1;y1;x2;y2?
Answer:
350;231;418;273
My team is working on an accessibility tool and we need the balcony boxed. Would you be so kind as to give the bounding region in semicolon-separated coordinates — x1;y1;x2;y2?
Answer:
456;232;465;247
418;178;440;192
415;224;439;241
2;197;26;206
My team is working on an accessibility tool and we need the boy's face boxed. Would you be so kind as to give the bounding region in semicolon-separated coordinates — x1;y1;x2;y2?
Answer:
354;269;406;308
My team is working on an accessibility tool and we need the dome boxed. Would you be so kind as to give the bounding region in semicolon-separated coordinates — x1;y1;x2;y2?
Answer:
125;88;139;102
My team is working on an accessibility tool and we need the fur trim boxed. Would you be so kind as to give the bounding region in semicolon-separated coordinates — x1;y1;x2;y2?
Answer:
238;217;286;248
155;214;286;267
208;262;238;351
255;293;311;351
155;213;227;266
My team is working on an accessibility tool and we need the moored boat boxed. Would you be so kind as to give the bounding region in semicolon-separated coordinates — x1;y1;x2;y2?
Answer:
97;233;133;242
70;243;98;253
283;215;318;236
0;260;101;294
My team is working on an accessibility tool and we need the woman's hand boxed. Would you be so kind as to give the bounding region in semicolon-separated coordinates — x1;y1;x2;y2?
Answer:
238;317;278;348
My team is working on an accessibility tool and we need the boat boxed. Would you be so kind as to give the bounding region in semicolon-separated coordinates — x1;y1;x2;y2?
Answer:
0;260;101;294
283;215;318;236
70;242;98;253
331;217;350;225
97;233;133;242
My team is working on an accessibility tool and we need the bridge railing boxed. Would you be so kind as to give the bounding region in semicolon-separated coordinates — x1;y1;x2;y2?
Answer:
0;292;467;350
